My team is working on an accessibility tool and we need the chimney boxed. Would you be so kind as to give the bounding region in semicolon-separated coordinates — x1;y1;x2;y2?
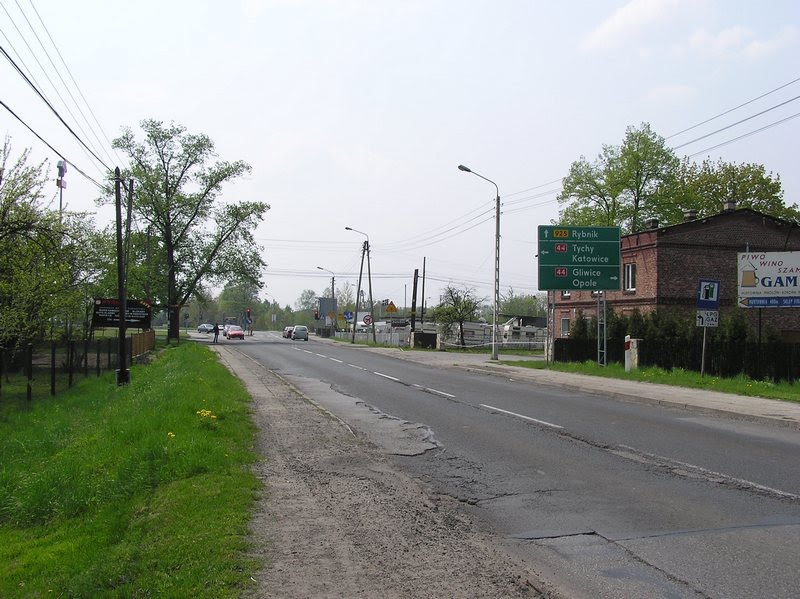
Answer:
723;199;736;212
683;209;698;222
644;217;659;229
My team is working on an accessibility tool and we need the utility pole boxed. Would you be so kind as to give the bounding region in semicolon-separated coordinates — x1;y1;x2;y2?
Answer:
420;256;427;326
352;241;366;343
366;239;376;343
114;168;130;385
410;269;418;333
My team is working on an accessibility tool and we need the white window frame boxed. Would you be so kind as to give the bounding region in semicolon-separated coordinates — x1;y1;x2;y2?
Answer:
560;317;570;337
560;290;571;299
624;263;636;291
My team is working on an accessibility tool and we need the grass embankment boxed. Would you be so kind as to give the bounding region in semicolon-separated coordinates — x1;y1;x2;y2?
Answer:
504;359;800;403
0;342;260;597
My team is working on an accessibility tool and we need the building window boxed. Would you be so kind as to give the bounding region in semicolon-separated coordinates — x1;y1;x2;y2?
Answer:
561;290;571;299
560;317;570;337
624;263;636;291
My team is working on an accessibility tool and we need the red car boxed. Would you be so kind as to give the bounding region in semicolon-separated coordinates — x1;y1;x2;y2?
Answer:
226;325;245;340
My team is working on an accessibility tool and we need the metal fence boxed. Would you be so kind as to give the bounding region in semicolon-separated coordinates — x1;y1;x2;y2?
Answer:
554;337;800;382
0;330;156;403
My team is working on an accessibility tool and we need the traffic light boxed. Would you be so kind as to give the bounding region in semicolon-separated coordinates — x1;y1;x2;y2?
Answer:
246;308;251;319
313;309;319;320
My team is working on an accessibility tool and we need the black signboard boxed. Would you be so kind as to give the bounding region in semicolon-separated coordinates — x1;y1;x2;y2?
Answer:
92;298;153;329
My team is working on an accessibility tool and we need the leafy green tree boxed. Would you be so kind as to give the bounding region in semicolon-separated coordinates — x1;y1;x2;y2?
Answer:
432;285;484;348
112;120;270;340
218;281;260;323
295;289;318;312
500;288;546;317
569;310;589;341
0;139;99;346
674;159;798;221
559;123;793;231
559;123;679;233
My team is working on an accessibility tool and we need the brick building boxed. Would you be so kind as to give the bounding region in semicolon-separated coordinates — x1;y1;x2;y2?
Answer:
551;203;800;340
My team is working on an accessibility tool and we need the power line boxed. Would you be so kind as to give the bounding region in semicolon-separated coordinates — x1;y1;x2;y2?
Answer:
687;110;800;158
0;43;112;171
8;0;112;166
24;0;120;166
671;94;800;151
0;5;109;173
0;96;105;189
667;75;800;140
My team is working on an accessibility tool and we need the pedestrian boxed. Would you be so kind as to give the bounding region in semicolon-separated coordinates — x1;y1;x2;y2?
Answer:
212;323;219;343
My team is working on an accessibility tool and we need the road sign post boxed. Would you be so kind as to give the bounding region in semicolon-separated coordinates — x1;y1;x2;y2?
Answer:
537;226;621;368
696;279;721;377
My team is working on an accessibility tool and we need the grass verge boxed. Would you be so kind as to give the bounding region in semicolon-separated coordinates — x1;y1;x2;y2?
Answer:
502;359;800;403
0;342;260;597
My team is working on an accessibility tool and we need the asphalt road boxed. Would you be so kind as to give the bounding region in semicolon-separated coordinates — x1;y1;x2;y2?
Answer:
227;332;800;598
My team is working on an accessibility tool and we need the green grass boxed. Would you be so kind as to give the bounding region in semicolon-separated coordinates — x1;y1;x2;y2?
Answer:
502;359;800;403
0;342;260;597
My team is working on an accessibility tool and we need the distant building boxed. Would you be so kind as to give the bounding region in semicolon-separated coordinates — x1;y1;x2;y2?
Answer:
551;203;800;341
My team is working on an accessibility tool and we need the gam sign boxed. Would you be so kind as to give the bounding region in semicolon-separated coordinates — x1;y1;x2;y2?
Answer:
738;252;800;308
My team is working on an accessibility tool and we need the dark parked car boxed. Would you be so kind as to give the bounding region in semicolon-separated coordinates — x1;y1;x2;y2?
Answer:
291;325;309;341
197;323;213;333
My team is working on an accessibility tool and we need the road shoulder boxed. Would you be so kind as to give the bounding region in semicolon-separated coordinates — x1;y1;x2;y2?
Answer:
211;344;548;598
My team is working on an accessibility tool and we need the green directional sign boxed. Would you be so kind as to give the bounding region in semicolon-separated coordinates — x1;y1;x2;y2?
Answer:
539;225;621;242
537;225;621;291
538;239;621;266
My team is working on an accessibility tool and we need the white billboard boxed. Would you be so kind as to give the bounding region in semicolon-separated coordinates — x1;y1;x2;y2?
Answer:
738;251;800;308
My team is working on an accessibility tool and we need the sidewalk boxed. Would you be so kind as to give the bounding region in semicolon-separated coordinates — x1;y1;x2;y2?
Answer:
332;341;800;429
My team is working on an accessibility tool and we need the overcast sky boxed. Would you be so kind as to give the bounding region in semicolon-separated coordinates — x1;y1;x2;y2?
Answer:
2;0;799;310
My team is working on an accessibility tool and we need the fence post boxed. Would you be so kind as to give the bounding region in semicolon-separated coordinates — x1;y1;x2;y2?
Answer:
84;339;89;377
96;342;101;377
108;338;113;370
68;340;75;388
51;342;56;396
26;343;33;403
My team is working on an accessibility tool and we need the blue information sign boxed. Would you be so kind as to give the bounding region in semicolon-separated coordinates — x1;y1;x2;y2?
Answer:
697;280;721;310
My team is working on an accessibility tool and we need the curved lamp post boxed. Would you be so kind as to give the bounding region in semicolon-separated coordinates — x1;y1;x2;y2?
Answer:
345;226;377;343
458;164;500;360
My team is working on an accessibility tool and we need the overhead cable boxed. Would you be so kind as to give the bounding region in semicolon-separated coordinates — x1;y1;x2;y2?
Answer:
671;94;800;150
0;97;105;189
667;75;800;140
0;42;112;172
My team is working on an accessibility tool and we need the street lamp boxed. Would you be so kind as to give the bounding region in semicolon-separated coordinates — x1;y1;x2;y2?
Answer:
345;226;376;343
316;266;336;335
458;164;500;360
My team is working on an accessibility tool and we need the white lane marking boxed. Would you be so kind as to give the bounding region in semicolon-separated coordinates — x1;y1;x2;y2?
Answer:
348;363;367;370
329;358;343;363
315;353;327;358
480;404;564;429
411;383;456;399
617;445;800;501
425;387;455;398
374;371;400;382
303;350;313;354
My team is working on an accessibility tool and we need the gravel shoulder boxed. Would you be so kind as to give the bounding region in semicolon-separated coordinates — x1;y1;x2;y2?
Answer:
214;346;547;598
